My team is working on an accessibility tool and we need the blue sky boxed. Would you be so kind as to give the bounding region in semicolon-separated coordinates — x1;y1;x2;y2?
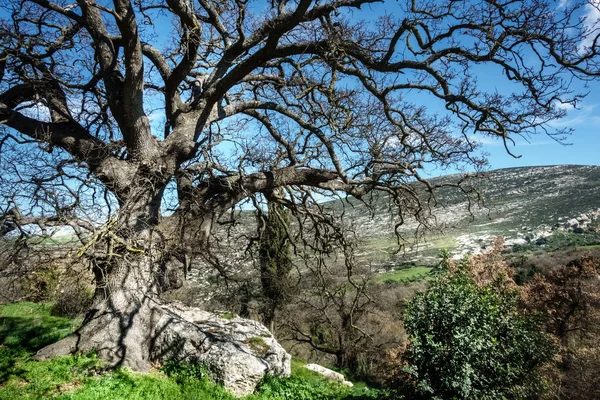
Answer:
476;81;600;170
356;0;600;172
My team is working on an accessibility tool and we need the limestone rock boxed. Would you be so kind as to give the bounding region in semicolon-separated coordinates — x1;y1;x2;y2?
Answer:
153;302;291;396
305;363;353;387
567;218;579;228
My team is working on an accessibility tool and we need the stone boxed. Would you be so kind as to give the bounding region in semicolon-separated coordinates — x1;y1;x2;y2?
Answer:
153;302;291;396
567;218;579;228
305;364;344;382
305;363;353;387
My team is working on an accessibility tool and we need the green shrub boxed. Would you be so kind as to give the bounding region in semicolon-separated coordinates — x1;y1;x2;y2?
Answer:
253;375;389;400
403;272;554;399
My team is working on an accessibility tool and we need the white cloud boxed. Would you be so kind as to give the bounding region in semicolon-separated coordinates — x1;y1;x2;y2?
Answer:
472;135;554;148
548;113;600;127
558;0;569;9
547;103;600;127
579;0;600;53
553;100;576;111
147;110;166;132
474;136;502;146
16;101;51;122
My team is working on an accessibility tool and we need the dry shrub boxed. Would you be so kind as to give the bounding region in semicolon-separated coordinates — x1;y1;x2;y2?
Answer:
451;242;600;399
0;245;95;317
51;281;94;317
277;263;416;384
521;254;600;400
511;247;600;277
47;256;94;317
449;237;517;289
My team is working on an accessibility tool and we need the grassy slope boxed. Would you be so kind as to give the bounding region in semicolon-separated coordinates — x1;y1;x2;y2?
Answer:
0;303;385;400
374;266;433;283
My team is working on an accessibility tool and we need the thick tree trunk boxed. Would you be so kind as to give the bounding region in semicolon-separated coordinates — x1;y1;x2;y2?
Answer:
35;189;167;370
35;258;160;370
34;188;291;394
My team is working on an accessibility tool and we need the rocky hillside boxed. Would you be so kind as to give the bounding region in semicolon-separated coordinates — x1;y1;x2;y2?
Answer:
346;165;600;266
192;165;600;275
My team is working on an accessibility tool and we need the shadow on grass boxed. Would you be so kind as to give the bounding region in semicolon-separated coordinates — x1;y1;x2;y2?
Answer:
0;304;393;400
0;302;75;352
0;302;76;384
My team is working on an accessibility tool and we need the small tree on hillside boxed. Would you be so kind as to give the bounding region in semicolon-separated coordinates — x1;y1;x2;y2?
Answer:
259;193;293;332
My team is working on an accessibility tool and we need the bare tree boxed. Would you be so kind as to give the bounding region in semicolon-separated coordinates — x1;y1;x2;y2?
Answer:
1;0;599;371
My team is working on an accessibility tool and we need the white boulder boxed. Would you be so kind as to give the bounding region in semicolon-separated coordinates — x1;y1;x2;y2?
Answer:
153;302;291;396
305;363;354;387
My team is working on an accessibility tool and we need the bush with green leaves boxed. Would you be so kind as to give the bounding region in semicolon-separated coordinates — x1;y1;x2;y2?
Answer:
403;271;554;399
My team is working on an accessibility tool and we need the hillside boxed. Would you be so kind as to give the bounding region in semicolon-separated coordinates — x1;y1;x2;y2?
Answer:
341;165;600;266
185;164;600;287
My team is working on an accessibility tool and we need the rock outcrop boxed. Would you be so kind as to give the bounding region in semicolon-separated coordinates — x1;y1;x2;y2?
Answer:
153;302;291;396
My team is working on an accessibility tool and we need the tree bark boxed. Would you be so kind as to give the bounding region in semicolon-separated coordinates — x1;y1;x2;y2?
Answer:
35;187;168;370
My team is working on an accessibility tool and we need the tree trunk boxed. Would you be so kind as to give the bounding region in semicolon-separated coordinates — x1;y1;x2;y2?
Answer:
33;188;292;394
35;188;167;370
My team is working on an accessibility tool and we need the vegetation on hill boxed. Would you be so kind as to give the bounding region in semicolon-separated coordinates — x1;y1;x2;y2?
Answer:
2;246;600;399
2;167;600;399
404;270;554;399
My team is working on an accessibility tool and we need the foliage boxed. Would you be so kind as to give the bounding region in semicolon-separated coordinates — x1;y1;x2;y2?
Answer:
375;266;433;284
219;312;236;320
25;267;62;302
160;360;208;383
280;253;391;375
51;284;94;318
511;231;600;253
259;198;293;329
0;353;388;400
521;254;600;400
403;270;554;399
246;336;270;356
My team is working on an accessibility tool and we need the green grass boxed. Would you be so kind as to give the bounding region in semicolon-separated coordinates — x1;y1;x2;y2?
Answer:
219;312;236;320
0;302;81;353
25;234;81;248
374;266;433;284
0;302;389;400
426;236;458;250
577;244;600;249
